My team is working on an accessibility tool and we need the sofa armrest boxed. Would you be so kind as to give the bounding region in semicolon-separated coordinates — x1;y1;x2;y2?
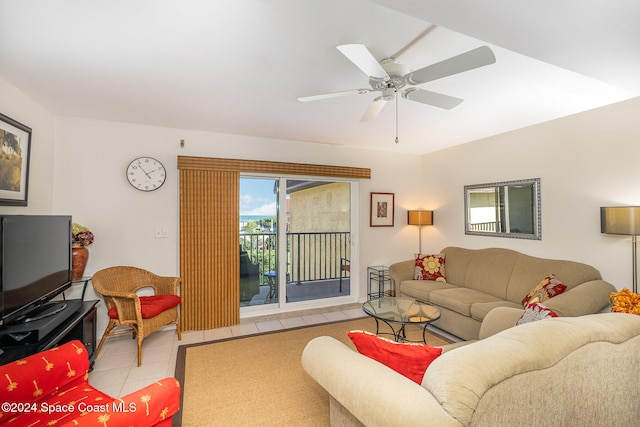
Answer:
389;259;415;291
478;307;525;339
72;378;180;426
302;336;462;427
542;279;615;317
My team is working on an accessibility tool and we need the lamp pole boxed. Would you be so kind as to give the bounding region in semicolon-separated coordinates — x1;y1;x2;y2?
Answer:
633;235;637;293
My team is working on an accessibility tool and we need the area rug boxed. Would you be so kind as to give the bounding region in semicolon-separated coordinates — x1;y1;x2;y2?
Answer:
173;317;451;426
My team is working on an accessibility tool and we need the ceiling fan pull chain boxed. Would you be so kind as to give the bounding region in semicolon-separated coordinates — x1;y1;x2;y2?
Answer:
395;88;399;144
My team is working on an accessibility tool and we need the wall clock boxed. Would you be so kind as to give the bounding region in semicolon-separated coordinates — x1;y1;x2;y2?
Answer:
126;157;166;191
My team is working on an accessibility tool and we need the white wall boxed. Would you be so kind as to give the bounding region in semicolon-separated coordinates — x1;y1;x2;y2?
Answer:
52;116;424;305
0;78;56;213
419;96;640;291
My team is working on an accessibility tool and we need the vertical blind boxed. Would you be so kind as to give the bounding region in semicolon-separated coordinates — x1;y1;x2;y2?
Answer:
178;156;370;330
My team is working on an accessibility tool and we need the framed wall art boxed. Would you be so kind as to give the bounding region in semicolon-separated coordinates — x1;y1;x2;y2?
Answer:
0;113;32;206
370;192;394;227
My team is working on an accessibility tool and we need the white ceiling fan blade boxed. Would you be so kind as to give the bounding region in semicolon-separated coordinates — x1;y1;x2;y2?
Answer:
337;44;389;80
405;46;496;85
297;88;370;102
402;88;464;110
360;97;387;122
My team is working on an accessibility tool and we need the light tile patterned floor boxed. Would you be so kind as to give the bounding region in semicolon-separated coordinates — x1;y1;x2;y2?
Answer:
88;303;364;397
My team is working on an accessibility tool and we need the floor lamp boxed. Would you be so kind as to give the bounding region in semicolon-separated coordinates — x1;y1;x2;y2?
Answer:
408;210;433;254
601;206;640;293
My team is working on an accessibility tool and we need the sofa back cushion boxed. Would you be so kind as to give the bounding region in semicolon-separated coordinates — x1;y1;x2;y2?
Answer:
506;255;602;304
440;247;602;304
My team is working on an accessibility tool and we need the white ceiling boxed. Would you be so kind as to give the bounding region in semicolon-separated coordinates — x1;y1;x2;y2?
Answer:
1;0;639;154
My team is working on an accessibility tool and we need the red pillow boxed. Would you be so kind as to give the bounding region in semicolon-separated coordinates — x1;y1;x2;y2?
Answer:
414;253;446;281
521;274;567;306
516;302;558;325
347;330;442;384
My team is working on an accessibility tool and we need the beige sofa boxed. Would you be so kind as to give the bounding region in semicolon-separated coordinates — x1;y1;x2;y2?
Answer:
389;246;615;340
302;312;640;427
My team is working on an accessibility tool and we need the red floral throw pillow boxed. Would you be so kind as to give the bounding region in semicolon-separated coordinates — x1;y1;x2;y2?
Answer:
521;274;567;306
347;330;442;384
516;302;558;325
414;253;446;281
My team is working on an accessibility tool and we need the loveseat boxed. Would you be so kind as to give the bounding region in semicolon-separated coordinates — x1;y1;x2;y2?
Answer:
0;340;180;426
389;246;616;340
302;312;640;427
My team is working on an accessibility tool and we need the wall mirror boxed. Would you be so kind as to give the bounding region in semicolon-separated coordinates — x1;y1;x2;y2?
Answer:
464;178;541;240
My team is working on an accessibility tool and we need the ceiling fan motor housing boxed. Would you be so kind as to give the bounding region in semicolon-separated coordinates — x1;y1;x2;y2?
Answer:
369;61;410;92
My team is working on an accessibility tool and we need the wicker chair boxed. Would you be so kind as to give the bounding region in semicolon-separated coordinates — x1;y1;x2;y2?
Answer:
92;266;182;366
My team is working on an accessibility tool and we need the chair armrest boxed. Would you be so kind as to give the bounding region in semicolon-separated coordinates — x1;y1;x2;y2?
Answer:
302;336;460;427
543;280;616;316
72;378;181;426
109;294;144;322
389;259;415;291
153;276;181;296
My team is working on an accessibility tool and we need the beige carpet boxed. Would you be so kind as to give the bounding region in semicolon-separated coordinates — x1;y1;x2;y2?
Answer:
174;317;451;426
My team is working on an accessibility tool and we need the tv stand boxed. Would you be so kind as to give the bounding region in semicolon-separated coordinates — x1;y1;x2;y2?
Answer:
0;300;98;369
23;301;68;323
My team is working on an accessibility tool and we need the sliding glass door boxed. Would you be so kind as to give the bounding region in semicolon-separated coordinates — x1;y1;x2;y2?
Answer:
239;178;279;307
240;177;354;311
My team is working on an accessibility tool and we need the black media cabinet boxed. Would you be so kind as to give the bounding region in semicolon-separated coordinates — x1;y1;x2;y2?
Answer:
0;299;98;368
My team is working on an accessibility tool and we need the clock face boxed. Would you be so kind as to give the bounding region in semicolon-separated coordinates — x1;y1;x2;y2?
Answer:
126;157;166;191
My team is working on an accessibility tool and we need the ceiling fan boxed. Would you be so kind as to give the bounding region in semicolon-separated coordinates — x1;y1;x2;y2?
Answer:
297;35;496;124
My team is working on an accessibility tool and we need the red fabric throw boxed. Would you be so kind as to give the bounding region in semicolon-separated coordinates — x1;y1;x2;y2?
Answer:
107;294;181;319
347;330;442;384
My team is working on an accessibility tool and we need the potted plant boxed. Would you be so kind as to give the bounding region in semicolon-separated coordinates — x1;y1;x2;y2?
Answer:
71;222;94;280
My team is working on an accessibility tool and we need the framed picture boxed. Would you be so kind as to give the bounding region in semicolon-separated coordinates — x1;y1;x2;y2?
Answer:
0;113;31;206
370;192;394;227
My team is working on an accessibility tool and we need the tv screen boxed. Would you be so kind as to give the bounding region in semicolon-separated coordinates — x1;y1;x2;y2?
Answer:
0;215;72;325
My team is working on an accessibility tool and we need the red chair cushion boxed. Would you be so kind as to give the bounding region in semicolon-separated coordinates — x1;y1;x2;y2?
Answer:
108;294;181;319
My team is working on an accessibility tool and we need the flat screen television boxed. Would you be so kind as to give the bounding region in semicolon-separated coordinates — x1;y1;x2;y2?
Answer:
0;215;73;326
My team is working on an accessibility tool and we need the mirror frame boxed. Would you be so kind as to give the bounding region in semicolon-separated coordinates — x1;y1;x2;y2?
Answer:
464;178;541;240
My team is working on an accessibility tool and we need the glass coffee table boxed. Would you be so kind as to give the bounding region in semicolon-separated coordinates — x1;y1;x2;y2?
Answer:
362;297;441;343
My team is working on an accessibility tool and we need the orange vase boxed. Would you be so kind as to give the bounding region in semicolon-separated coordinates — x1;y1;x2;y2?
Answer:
71;246;89;281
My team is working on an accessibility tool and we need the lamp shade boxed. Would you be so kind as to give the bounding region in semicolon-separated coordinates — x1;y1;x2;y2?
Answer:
408;210;433;226
601;206;640;235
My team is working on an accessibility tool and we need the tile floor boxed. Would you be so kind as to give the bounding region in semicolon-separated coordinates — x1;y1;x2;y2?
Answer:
88;303;365;397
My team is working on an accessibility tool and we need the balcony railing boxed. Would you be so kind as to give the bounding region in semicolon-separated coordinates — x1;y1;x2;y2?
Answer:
240;231;350;285
468;222;498;232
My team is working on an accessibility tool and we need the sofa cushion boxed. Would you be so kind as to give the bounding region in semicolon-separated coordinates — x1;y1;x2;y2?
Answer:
505;257;602;304
470;300;523;322
414;253;446;281
348;330;442;384
399;280;457;303
516;302;558;325
521;274;567;306
440;247;518;299
430;287;503;317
